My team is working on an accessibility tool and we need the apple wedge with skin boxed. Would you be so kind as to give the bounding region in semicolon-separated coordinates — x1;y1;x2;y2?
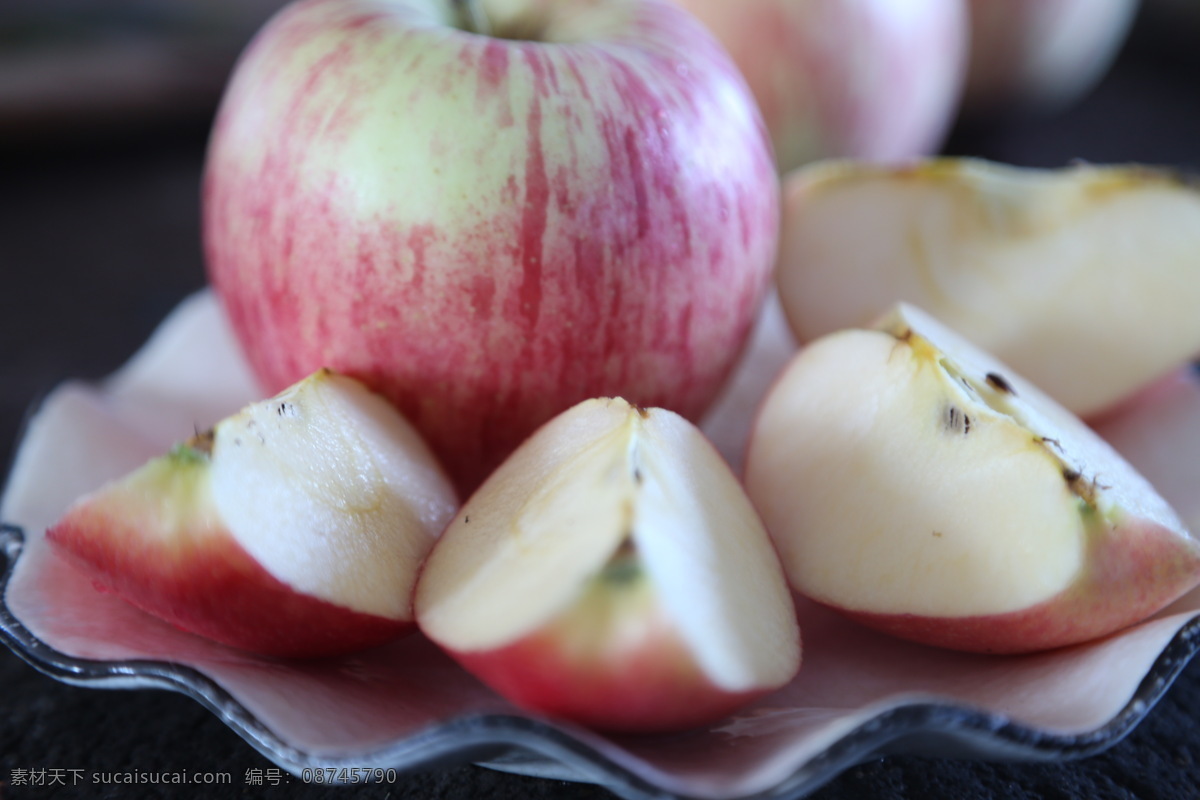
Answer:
415;397;800;733
46;369;458;659
745;304;1200;655
775;159;1200;417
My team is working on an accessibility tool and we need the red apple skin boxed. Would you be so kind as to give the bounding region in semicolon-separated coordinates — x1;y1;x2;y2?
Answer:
47;511;409;660
826;517;1200;655
450;623;768;734
203;0;779;494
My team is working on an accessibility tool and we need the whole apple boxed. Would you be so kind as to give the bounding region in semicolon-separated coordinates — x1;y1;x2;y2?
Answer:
672;0;969;173
963;0;1140;113
203;0;779;493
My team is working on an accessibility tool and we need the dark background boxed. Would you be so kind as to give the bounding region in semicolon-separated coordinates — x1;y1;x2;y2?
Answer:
2;3;1200;798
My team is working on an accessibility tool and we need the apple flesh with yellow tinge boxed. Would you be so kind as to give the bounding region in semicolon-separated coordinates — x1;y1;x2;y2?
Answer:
745;304;1200;655
776;158;1200;417
415;397;800;733
46;369;458;659
203;0;780;495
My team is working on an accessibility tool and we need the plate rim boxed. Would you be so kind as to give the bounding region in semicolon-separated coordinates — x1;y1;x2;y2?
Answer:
4;522;1200;800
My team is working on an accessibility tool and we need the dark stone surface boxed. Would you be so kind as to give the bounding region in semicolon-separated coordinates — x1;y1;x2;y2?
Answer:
2;7;1199;799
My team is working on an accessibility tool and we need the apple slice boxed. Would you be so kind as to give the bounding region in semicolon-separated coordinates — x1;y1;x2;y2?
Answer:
775;158;1200;417
415;397;800;733
46;369;458;658
745;303;1200;654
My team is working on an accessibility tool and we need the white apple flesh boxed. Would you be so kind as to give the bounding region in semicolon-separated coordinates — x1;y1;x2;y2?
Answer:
203;0;780;495
46;369;458;659
776;159;1200;417
745;304;1200;654
673;0;968;173
415;397;800;733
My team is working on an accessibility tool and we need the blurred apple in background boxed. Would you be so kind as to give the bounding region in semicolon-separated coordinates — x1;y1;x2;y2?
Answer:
204;0;779;495
672;0;969;173
963;0;1140;115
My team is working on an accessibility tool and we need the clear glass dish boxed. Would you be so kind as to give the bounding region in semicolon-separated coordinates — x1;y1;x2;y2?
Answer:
3;291;1198;800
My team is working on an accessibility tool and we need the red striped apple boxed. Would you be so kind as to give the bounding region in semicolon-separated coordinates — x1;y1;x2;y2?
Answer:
673;0;968;173
745;304;1200;655
46;369;458;659
203;0;780;495
415;397;800;733
775;159;1200;417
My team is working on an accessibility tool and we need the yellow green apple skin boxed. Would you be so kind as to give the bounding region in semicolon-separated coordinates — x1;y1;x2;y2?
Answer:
203;0;779;495
744;304;1200;654
416;398;800;733
672;0;967;174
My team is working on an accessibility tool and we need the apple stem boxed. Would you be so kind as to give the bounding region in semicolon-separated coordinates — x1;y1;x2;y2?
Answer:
453;0;492;37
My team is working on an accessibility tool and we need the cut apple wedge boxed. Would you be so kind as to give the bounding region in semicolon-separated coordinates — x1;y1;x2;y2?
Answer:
745;304;1200;655
775;158;1200;417
46;368;458;658
415;397;800;733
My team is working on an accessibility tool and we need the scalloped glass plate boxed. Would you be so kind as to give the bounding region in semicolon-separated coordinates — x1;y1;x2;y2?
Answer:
3;291;1200;800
